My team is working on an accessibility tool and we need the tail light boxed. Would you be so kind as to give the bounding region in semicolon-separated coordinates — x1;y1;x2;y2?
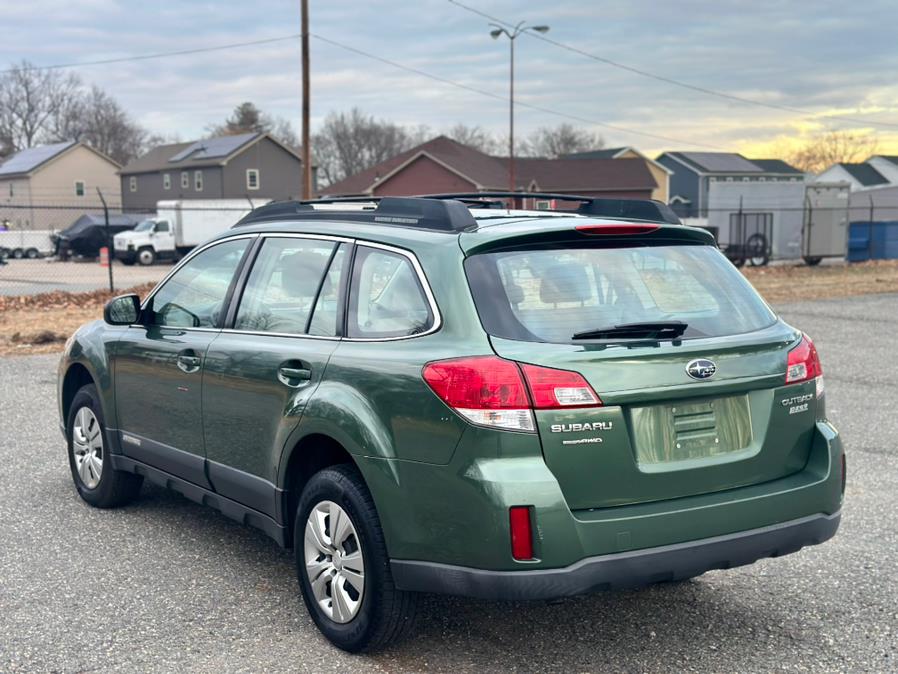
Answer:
786;334;823;386
576;223;659;235
422;356;602;432
509;506;534;560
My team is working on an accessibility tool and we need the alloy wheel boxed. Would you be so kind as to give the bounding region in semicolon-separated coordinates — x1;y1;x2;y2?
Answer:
72;407;103;489
304;500;365;623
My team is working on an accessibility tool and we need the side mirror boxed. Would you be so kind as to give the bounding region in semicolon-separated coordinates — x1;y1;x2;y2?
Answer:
104;294;141;325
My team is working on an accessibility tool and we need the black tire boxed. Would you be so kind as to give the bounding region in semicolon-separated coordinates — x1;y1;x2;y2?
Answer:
136;246;156;266
66;384;143;508
0;247;9;259
11;247;24;259
803;256;823;266
120;257;136;266
295;464;419;653
25;247;39;259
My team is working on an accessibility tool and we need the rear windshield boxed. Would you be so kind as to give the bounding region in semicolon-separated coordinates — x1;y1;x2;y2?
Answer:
465;244;776;343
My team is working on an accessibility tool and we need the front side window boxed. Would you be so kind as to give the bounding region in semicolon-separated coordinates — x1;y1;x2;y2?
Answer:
194;170;203;192
246;169;260;190
155;220;170;233
348;247;433;339
235;238;338;335
146;238;249;328
465;244;776;343
74;181;85;197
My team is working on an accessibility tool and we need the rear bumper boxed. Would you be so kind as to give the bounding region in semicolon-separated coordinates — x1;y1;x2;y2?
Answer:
392;510;840;600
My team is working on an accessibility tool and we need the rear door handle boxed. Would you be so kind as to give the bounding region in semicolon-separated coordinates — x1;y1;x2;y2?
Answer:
277;365;312;387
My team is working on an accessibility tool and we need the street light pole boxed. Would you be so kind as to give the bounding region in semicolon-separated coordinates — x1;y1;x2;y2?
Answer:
489;21;550;199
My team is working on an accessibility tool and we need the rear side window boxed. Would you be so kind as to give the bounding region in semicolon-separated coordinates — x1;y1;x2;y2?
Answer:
235;237;338;335
347;246;433;339
465;244;776;343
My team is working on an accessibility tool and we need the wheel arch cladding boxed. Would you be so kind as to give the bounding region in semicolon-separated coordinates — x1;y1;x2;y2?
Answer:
280;433;360;546
61;363;96;429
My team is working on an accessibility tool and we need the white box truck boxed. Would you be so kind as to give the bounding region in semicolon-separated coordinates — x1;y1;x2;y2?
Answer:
113;199;270;265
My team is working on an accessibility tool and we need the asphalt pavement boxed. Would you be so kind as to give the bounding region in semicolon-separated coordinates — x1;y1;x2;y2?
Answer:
0;293;895;673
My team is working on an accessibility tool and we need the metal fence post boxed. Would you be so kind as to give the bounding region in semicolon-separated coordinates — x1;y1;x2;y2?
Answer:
96;188;114;292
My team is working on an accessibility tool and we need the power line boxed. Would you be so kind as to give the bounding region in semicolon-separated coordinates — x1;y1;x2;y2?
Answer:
310;33;723;149
0;34;301;75
448;0;898;130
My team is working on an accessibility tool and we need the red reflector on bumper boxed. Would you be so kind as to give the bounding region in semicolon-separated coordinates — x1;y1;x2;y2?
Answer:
510;506;534;560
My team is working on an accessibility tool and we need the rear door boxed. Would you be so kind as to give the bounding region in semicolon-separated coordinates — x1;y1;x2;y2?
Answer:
466;239;820;510
201;235;348;517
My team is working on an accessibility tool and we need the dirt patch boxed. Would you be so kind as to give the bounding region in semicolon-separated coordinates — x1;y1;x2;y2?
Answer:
741;259;898;303
0;284;154;356
2;262;898;357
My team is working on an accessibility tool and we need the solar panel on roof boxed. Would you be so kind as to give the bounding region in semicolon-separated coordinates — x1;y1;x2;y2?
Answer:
167;133;257;163
679;152;761;173
0;141;75;175
167;142;203;162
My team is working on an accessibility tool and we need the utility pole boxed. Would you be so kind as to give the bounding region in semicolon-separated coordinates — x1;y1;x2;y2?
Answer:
301;0;312;199
489;21;550;200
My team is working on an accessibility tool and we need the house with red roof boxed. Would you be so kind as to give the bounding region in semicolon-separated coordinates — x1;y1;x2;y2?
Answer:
322;136;659;207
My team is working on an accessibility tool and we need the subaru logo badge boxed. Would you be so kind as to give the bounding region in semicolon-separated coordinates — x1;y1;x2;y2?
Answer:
686;358;717;380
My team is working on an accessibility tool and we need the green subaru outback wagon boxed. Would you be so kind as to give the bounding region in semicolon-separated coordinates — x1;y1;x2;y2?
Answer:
58;194;844;652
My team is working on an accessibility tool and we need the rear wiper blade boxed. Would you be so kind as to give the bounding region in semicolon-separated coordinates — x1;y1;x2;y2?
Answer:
572;321;688;341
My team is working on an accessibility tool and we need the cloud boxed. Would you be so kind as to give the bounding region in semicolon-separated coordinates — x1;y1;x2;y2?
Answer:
0;0;896;156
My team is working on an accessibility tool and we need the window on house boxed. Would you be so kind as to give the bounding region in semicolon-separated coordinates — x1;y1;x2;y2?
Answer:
74;181;85;197
742;177;750;182
535;200;551;210
759;177;767;182
246;169;260;190
181;171;189;189
129;176;137;192
194;170;203;192
163;173;171;190
725;177;734;182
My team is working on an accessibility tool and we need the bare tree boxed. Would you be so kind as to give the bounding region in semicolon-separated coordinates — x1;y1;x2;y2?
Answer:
0;61;80;155
526;123;605;158
208;101;299;148
51;85;152;165
313;108;424;187
784;130;880;174
446;123;500;154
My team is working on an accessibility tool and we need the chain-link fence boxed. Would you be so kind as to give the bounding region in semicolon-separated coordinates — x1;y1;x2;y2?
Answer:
0;197;261;296
2;192;898;297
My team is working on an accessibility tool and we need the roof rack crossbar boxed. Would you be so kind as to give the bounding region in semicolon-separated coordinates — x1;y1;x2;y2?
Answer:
233;196;478;232
418;192;682;224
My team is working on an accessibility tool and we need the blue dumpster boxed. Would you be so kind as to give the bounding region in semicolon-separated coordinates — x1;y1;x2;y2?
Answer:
848;221;898;262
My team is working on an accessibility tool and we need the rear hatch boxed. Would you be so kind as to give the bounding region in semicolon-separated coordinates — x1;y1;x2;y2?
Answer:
463;223;820;510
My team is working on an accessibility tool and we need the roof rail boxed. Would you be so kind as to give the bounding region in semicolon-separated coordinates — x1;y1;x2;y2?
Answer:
233;196;477;232
418;192;682;224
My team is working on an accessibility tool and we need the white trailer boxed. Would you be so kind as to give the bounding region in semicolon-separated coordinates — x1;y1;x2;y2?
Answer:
113;199;269;265
0;229;56;259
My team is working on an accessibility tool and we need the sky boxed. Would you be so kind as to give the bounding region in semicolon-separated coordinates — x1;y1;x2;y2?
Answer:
2;0;898;158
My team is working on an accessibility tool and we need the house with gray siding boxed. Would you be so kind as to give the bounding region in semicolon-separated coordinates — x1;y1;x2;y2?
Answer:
119;132;306;211
655;151;804;218
815;161;891;191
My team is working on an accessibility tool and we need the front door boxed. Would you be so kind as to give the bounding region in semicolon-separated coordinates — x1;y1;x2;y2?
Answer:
114;236;253;487
202;236;348;517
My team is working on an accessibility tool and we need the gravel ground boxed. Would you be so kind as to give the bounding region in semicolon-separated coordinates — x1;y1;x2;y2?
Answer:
0;293;895;673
